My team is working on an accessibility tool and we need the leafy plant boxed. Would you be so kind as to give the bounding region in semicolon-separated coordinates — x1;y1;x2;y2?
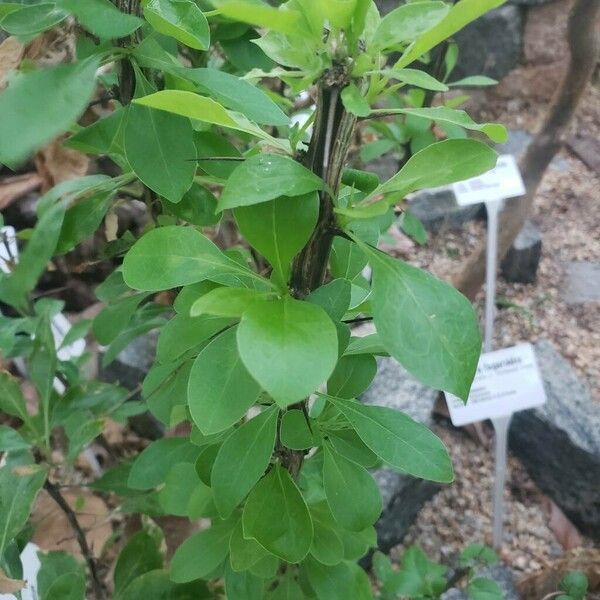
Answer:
0;0;507;597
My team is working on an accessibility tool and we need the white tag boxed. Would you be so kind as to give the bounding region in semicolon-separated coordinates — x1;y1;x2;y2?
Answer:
445;343;546;426
453;154;526;206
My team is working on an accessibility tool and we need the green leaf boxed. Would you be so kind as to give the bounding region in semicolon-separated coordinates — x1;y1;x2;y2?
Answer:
188;326;262;435
237;297;338;406
304;557;373;600
118;570;212;599
323;444;381;531
225;563;265;600
162;184;220;227
113;531;163;596
280;409;314;450
170;521;233;583
326;429;378;468
399;209;428;246
0;371;29;423
66;108;126;157
372;106;507;143
396;0;505;69
123;226;258;292
306;279;352;322
0;3;67;37
560;571;589;600
212;407;278;518
267;571;304;599
0;425;30;452
449;75;498;87
341;83;370;118
234;192;319;285
93;293;148;345
363;245;481;400
156;313;232;363
326;396;453;482
0;464;47;557
40;573;85;600
190;287;273;318
124;95;196;204
468;577;504;600
213;0;305;36
128;437;200;490
58;0;143;38
363;139;497;207
219;154;322;212
37;551;85;600
395;546;448;597
185;68;288;126
459;544;498;568
0;58;99;166
243;465;313;563
327;354;377;399
143;360;193;425
373;1;449;49
309;503;344;567
143;0;209;50
229;519;272;572
158;462;202;516
381;68;449;92
330;237;368;280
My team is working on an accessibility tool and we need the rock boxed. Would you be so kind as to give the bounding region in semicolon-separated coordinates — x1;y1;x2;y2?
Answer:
441;565;521;600
495;129;532;159
454;6;524;80
100;332;165;440
361;357;440;553
560;262;600;305
407;188;482;232
501;220;542;283
368;154;399;184
509;341;600;541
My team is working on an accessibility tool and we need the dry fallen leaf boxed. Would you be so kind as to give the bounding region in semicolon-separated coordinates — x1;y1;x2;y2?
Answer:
0;568;25;594
0;173;42;211
31;489;112;560
35;138;89;191
104;210;119;242
545;496;583;550
0;36;24;89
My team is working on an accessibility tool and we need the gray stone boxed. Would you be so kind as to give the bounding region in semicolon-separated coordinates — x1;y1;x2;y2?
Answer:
441;565;521;600
454;6;524;80
509;340;600;540
361;357;440;553
368;154;399;184
501;220;542;283
408;188;482;232
560;262;600;305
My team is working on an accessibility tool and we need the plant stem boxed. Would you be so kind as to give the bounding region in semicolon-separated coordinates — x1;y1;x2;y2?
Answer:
43;479;105;600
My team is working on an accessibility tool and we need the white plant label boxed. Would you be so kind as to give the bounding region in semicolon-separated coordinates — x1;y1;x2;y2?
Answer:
445;343;546;426
453;154;526;206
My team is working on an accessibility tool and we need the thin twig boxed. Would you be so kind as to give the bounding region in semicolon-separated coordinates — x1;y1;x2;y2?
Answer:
43;479;105;600
343;316;373;325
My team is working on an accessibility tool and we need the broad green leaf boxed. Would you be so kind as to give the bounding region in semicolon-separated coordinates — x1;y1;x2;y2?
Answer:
364;139;497;204
327;429;378;468
156;313;232;363
229;519;272;572
158;462;202;516
249;554;279;579
306;279;352;322
162;184;220;227
128;437;200;490
124;97;196;204
143;0;209;50
66;108;126;157
119;569;212;599
340;526;377;561
399;209;428;245
0;464;47;556
468;577;504;600
170;521;233;582
254;30;323;73
395;546;448;597
267;571;304;599
185;68;288;126
225;563;265;600
123;226;259;291
37;551;85;600
243;465;313;563
188;327;262;435
0;3;67;37
304;557;373;600
327;354;377;399
0;202;66;313
237;297;338;406
379;68;449;92
190;287;273;318
327;396;453;482
58;0;143;38
195;443;221;486
219;154;322;211
560;571;588;600
234;193;319;285
373;1;449;49
0;425;29;452
363;245;481;400
323;445;381;531
93;293;148;345
329;237;368;280
371;106;507;143
113;531;163;596
143;360;192;425
0;59;99;166
212;407;278;518
193;131;242;179
449;75;498;87
459;544;498;568
40;573;85;600
341;84;370;118
0;371;29;423
396;0;505;68
213;0;304;36
309;503;344;567
280;409;314;450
